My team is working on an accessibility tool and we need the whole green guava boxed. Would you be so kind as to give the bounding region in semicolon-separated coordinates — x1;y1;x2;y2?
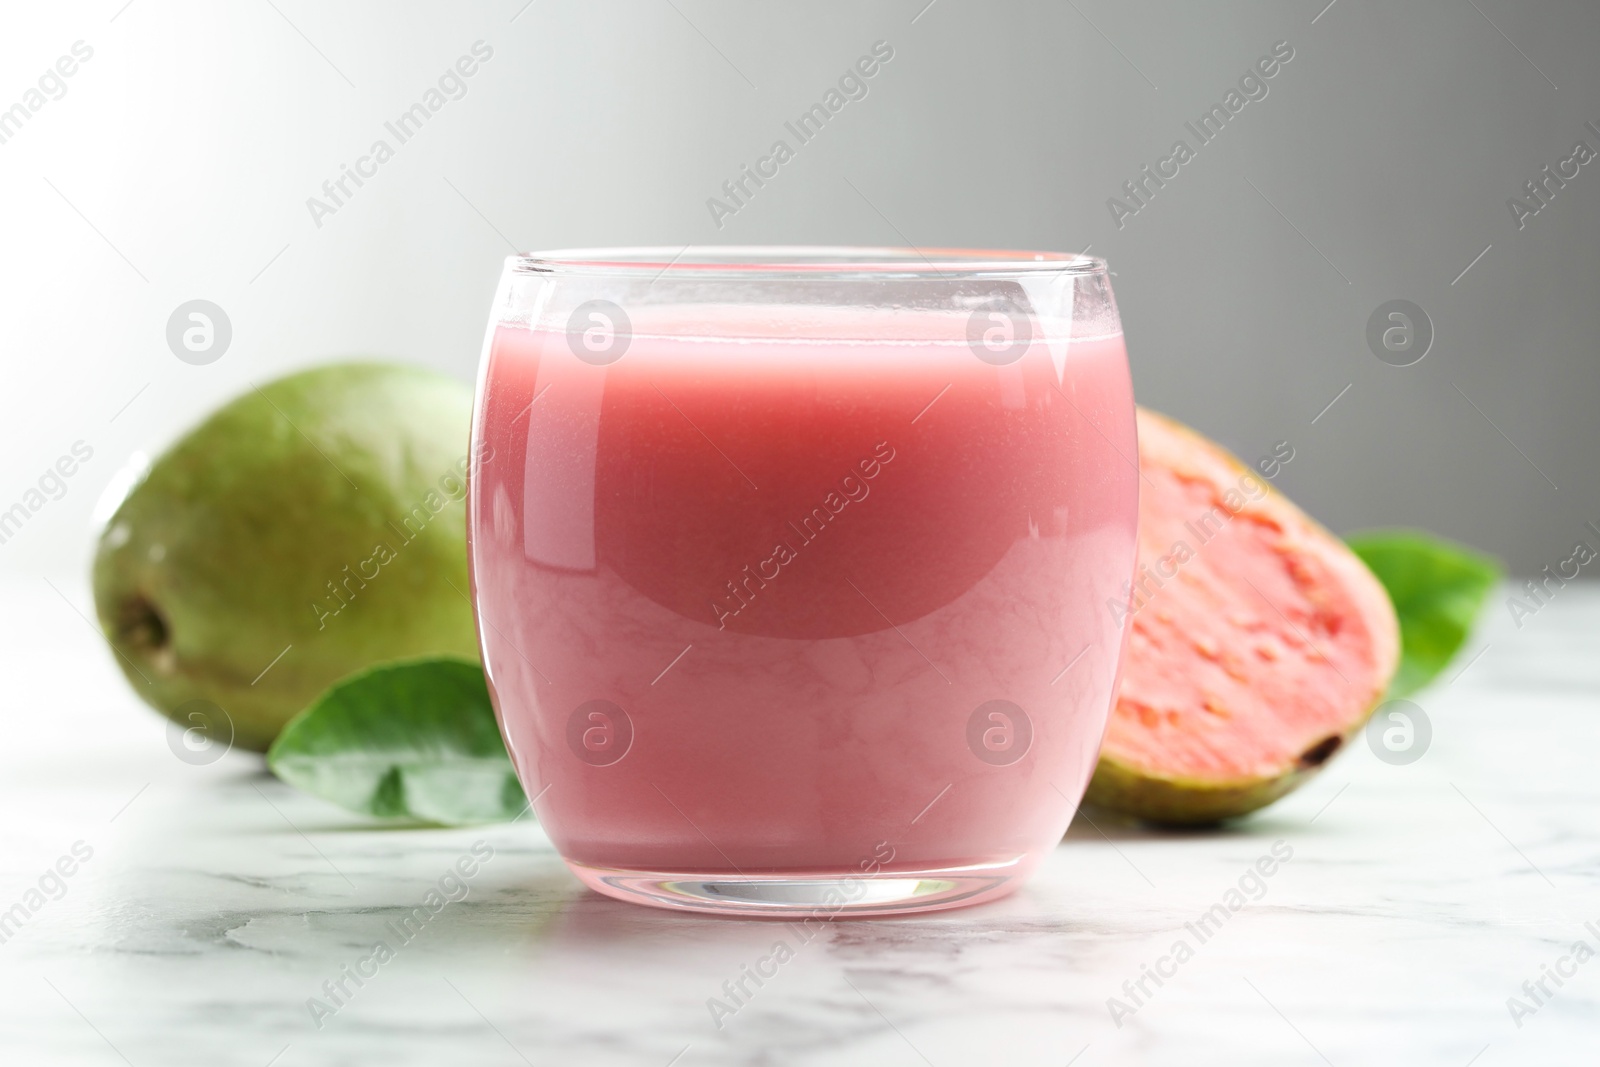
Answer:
92;363;481;752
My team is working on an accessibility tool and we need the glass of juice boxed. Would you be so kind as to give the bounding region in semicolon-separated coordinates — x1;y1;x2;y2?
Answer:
468;247;1138;916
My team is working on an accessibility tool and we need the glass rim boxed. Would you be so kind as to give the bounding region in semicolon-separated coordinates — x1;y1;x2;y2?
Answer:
511;245;1108;279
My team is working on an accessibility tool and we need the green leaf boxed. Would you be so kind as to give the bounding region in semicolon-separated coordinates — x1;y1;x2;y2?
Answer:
267;657;526;825
1346;529;1502;698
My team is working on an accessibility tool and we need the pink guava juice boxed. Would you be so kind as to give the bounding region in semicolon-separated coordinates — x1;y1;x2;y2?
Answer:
469;295;1138;914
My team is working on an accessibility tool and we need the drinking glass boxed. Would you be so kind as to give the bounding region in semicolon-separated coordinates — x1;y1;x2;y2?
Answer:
468;247;1138;916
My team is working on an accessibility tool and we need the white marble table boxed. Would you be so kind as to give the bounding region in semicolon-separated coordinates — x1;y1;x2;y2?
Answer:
2;575;1595;1065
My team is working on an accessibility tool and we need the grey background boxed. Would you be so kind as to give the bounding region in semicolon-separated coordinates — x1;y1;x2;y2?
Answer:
1;0;1595;578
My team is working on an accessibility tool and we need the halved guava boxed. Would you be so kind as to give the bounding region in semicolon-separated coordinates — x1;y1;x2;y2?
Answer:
1086;408;1399;824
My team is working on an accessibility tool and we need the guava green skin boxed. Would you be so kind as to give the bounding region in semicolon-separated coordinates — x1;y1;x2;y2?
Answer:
92;363;480;752
1083;704;1379;825
1085;753;1319;826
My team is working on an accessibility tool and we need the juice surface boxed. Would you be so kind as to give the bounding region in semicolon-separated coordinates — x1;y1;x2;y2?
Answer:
469;306;1138;874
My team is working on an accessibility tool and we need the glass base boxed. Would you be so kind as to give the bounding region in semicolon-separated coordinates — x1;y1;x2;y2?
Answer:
566;855;1030;917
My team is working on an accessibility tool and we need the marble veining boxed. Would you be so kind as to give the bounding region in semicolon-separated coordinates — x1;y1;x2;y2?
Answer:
1;577;1597;1064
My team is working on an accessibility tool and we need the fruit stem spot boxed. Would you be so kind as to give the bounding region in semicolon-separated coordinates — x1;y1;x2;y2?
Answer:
116;594;170;653
1297;735;1342;768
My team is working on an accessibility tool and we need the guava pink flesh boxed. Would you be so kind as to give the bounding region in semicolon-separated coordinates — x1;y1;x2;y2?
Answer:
1104;411;1398;784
